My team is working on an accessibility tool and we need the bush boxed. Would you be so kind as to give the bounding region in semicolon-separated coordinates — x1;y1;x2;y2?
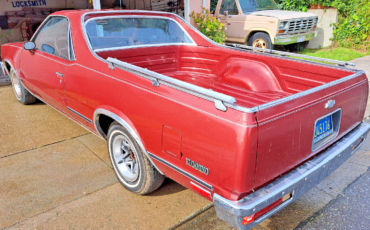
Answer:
190;8;226;44
276;0;370;51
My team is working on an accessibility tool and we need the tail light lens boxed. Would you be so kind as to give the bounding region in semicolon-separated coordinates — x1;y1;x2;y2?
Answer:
242;192;292;225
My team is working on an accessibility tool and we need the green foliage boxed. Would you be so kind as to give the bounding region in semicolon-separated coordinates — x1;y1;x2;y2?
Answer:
276;0;309;12
190;8;226;44
332;0;370;50
210;0;218;12
276;0;370;50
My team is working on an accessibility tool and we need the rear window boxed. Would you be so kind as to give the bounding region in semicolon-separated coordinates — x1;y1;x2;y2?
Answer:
85;17;194;51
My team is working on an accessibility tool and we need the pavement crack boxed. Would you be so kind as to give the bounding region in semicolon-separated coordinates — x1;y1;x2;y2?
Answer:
77;138;112;169
1;182;118;230
0;134;90;160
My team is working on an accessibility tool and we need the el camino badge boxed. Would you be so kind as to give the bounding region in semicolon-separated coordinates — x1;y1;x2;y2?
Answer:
186;158;209;175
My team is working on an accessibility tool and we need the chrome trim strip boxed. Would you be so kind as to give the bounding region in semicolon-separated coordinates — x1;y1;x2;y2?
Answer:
80;11;363;114
148;152;213;191
85;15;197;52
258;71;364;111
93;108;163;174
229;43;356;67
67;107;92;123
107;57;237;104
213;122;370;230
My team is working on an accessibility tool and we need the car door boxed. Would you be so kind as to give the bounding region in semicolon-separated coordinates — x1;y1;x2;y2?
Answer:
218;0;245;41
20;16;72;110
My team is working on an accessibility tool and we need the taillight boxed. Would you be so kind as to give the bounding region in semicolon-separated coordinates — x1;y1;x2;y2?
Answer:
242;193;292;225
190;182;212;199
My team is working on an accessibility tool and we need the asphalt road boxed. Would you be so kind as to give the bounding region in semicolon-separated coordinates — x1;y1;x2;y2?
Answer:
303;168;370;230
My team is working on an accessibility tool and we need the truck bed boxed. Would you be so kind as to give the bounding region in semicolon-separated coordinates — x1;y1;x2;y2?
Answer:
97;45;355;108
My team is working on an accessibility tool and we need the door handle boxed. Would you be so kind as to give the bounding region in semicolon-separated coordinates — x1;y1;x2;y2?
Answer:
56;72;63;77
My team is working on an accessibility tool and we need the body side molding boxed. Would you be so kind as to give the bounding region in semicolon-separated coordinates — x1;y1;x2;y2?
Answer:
148;152;213;191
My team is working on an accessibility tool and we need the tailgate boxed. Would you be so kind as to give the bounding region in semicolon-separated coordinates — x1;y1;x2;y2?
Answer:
254;69;368;188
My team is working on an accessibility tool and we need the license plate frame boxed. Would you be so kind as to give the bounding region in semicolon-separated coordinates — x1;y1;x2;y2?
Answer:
313;115;333;144
312;109;342;151
297;36;305;43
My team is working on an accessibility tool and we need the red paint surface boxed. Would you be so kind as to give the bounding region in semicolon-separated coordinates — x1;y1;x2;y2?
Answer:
1;10;368;202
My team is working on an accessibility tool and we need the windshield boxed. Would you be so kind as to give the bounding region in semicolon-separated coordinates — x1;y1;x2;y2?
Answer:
85;17;194;51
239;0;279;13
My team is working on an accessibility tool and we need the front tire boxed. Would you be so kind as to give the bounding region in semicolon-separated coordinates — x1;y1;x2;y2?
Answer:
248;32;273;50
10;68;36;105
107;122;164;194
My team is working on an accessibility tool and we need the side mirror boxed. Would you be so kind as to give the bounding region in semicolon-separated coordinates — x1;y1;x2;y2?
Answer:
24;41;35;50
223;11;229;16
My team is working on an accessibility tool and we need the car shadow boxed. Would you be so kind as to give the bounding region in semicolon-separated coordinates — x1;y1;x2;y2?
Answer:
148;178;186;197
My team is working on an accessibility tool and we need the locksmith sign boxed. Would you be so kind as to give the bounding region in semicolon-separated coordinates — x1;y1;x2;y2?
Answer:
11;0;47;8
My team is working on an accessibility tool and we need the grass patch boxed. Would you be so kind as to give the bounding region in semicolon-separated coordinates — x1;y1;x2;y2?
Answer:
298;47;368;62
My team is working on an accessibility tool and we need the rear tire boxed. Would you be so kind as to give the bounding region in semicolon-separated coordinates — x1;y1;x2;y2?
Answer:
248;32;274;50
107;121;164;195
10;68;36;105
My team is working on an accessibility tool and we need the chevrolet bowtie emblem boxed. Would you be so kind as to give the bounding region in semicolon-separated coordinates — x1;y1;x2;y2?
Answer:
325;100;335;109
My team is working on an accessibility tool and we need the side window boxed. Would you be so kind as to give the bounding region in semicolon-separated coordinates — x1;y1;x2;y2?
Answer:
34;17;70;59
220;0;239;15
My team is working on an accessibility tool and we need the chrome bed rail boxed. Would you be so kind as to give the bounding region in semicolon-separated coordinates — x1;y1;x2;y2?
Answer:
107;57;237;112
227;43;356;67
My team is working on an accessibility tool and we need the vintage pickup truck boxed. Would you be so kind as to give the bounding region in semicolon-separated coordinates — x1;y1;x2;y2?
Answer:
1;10;369;230
214;0;318;51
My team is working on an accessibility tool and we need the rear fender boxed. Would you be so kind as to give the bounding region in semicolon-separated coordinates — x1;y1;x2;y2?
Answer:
93;106;164;174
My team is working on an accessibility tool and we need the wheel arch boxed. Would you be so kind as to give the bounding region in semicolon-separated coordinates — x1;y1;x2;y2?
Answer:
245;29;274;44
3;58;15;75
93;107;164;175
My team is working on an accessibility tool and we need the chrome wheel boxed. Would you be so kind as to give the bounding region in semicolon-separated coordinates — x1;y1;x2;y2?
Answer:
10;69;22;100
252;38;267;49
112;134;139;182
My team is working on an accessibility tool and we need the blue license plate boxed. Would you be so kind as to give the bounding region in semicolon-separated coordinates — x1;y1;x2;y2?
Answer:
313;115;333;144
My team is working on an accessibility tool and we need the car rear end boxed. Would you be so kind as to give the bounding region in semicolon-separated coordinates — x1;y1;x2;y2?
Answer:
213;63;370;229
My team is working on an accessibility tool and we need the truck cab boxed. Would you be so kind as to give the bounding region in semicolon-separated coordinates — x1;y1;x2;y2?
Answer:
214;0;318;50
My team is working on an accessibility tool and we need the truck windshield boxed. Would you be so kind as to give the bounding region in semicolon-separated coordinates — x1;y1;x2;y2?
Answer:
85;17;194;52
239;0;279;12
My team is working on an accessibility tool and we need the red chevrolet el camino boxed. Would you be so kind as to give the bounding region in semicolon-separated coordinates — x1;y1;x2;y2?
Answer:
1;10;369;230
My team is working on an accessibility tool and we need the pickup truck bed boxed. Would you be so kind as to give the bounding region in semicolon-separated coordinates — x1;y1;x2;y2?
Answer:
97;45;356;108
100;40;368;192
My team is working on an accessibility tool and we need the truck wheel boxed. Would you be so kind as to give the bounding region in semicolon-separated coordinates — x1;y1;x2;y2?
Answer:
107;121;164;195
284;41;309;52
248;32;273;50
10;68;36;105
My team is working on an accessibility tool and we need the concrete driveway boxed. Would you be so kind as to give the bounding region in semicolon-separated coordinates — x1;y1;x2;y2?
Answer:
0;86;211;230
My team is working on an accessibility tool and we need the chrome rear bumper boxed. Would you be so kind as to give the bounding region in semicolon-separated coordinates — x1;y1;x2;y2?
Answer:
214;122;370;230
